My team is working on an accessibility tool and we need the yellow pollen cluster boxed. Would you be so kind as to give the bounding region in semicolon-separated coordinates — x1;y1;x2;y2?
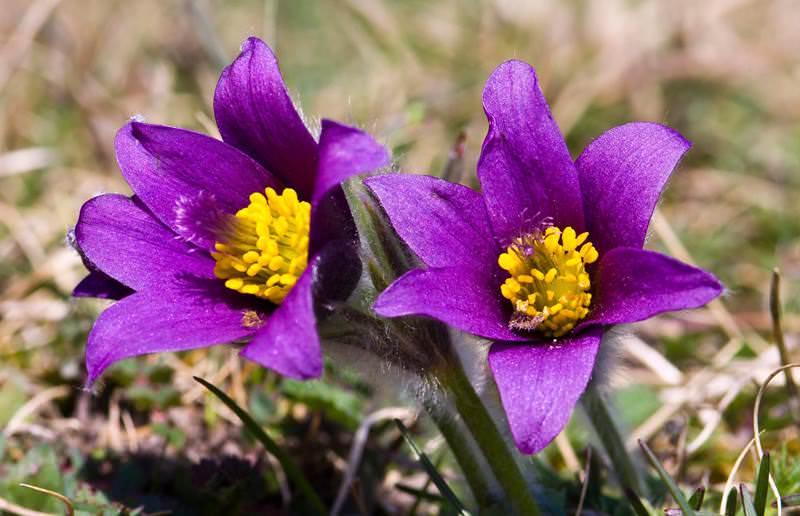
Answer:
212;187;310;304
498;226;599;338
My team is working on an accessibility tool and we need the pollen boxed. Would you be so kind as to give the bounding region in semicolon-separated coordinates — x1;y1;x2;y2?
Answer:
498;226;598;338
212;187;310;304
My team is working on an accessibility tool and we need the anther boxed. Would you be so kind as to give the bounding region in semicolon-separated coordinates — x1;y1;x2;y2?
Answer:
497;226;598;337
213;187;310;304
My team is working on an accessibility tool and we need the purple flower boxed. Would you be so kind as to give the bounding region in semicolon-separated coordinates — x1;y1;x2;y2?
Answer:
73;37;388;385
365;60;722;454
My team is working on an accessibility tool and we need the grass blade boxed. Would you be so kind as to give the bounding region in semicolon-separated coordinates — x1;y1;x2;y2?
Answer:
753;453;770;516
624;488;650;516
688;487;705;510
638;440;694;516
740;484;757;516
194;376;326;515
396;483;447;503
725;487;738;516
770;269;800;422
394;418;468;515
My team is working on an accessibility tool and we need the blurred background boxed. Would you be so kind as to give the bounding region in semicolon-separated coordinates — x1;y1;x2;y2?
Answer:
1;0;798;514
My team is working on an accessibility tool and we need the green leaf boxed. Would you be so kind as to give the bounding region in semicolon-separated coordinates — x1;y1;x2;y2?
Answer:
772;443;800;499
689;486;705;510
247;387;278;424
193;376;326;515
1;445;63;512
70;483;122;516
394;418;468;515
624;488;651;516
740;484;758;516
281;378;362;430
151;422;187;451
725;487;738;516
614;385;662;429
753;453;770;516
638;440;695;516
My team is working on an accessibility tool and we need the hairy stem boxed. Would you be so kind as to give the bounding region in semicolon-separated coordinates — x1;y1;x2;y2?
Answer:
581;381;646;497
424;398;498;508
437;357;542;515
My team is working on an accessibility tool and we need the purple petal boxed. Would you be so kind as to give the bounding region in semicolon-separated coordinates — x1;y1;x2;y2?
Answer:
73;270;133;300
86;279;260;385
576;122;691;254
309;120;388;252
479;60;584;243
365;174;498;270
488;327;603;454
173;190;234;252
240;258;321;379
585;247;723;327
313;119;388;205
115;121;280;232
312;239;362;306
75;194;215;290
374;266;525;341
308;187;356;256
214;36;318;197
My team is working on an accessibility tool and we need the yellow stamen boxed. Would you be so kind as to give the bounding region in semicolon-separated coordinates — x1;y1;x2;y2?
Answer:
213;187;310;304
497;226;598;337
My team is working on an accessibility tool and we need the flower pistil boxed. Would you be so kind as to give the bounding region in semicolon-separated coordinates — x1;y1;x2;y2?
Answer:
212;187;310;304
498;226;598;337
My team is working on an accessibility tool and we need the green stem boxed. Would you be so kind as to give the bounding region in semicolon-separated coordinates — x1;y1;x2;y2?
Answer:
424;398;498;508
437;360;541;515
581;380;646;497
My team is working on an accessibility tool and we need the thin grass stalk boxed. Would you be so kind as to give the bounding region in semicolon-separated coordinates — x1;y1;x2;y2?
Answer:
769;268;800;422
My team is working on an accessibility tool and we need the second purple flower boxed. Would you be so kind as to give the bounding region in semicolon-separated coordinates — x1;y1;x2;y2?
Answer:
366;60;723;455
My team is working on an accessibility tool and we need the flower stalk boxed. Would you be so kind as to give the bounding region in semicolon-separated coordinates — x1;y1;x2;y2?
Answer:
423;396;498;508
434;351;542;515
581;380;646;497
341;177;541;513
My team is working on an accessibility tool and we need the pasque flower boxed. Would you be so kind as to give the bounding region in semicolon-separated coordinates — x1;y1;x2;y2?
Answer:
366;60;723;454
73;37;388;384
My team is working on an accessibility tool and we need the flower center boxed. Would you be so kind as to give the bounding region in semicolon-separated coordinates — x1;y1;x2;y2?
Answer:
498;226;599;338
212;187;310;304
